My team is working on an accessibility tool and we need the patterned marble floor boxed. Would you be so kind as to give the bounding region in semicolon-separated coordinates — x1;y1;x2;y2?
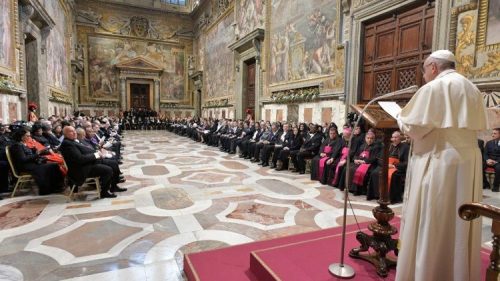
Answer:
0;131;495;281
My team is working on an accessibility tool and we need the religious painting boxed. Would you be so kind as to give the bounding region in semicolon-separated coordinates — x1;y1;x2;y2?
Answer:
269;0;339;84
203;12;234;100
87;36;185;101
44;0;70;93
236;0;264;39
485;0;500;45
0;0;15;73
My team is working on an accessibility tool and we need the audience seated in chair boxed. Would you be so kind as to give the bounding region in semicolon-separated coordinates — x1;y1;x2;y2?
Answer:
290;124;324;174
276;126;303;171
366;131;409;202
330;127;352;189
239;122;262;159
9;128;64;195
311;126;342;184
255;123;281;166
264;123;290;169
342;130;379;195
59;126;117;198
485;128;500;192
26;125;67;176
77;127;126;193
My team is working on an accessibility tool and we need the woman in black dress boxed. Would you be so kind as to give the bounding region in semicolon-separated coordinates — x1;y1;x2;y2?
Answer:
9;128;64;195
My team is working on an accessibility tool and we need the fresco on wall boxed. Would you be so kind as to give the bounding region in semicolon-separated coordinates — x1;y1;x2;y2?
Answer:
203;12;234;99
269;0;338;84
236;0;264;39
196;34;205;71
87;36;185;101
486;0;500;45
44;0;69;92
78;1;193;41
0;0;14;71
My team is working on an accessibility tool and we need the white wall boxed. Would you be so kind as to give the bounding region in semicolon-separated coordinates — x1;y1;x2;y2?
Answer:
48;101;73;117
262;100;346;126
202;107;234;120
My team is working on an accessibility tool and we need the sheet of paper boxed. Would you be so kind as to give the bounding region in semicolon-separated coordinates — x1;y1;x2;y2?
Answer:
378;101;402;119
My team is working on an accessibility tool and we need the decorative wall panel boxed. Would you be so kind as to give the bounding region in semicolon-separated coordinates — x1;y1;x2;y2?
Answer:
203;11;234;100
43;0;70;94
86;36;185;102
451;0;500;80
269;0;340;85
76;0;193;106
0;0;15;75
236;0;264;39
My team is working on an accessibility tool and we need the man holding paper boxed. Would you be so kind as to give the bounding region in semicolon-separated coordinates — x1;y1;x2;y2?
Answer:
394;50;488;281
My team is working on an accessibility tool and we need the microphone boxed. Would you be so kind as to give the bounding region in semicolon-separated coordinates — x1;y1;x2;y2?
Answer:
370;85;418;103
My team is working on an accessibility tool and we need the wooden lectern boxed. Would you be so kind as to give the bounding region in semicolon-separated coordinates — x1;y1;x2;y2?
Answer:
348;103;401;277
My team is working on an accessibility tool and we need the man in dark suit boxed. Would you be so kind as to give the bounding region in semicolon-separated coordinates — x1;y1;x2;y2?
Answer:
80;127;126;192
59;126;116;198
485;128;500;192
268;123;292;169
258;123;283;167
291;124;324;174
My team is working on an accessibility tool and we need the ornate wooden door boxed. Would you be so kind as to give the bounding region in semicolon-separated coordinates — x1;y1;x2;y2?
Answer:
361;2;434;102
245;61;256;113
130;83;150;109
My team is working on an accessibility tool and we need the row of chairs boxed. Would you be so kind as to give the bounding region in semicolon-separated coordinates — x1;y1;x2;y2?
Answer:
5;146;101;201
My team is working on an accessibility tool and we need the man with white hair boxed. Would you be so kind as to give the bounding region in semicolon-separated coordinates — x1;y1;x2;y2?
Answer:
396;50;488;280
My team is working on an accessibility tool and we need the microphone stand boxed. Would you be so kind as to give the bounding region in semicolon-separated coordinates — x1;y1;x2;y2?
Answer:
329;85;417;278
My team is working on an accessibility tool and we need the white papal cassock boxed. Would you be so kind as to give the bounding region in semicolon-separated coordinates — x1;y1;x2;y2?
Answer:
396;69;488;281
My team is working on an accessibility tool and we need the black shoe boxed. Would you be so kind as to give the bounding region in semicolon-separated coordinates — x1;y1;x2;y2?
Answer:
493;187;499;192
100;191;117;198
262;163;269;167
117;161;123;165
270;163;276;169
118;178;126;183
112;186;127;192
299;170;305;174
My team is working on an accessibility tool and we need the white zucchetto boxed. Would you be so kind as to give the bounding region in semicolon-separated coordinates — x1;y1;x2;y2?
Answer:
429;50;456;63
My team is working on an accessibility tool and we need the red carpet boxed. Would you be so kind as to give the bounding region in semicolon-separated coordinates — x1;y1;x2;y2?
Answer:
184;219;491;281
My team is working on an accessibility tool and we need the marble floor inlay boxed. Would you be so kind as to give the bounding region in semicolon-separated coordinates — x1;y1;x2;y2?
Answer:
0;130;496;281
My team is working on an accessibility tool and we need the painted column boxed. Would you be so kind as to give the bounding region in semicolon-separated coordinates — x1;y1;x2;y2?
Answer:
120;77;126;110
154;78;160;112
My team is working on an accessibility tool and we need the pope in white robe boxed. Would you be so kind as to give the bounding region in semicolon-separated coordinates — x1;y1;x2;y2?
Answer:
396;50;488;281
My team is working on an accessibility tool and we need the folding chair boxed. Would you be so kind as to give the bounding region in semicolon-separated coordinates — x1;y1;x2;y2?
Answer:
5;146;35;197
63;160;101;201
